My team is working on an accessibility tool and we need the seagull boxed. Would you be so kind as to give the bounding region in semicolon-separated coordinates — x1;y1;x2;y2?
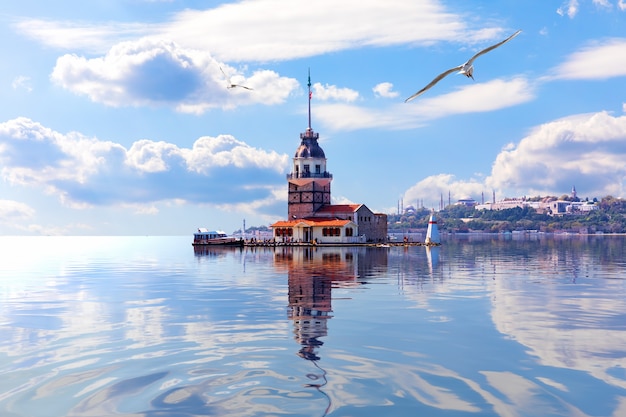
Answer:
220;66;253;90
405;30;521;102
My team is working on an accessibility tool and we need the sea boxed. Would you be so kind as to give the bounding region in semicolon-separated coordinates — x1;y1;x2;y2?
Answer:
0;234;625;417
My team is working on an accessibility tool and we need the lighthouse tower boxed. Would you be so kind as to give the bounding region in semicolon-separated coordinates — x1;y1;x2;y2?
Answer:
287;71;332;219
425;211;441;245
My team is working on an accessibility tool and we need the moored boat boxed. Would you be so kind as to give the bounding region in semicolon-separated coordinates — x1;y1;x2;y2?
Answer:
192;228;244;246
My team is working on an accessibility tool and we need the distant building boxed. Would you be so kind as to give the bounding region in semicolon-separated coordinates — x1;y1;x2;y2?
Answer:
270;73;387;243
552;200;598;215
475;190;598;216
456;197;477;207
475;198;535;211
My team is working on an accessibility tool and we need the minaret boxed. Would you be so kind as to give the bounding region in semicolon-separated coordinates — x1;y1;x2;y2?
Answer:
287;70;332;219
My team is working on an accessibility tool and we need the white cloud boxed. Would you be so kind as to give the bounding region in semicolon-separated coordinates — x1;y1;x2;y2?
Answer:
315;77;534;131
12;76;32;92
50;38;299;112
0;200;35;222
593;0;612;8
403;174;486;208
13;19;154;55
486;111;626;197
558;0;626;16
557;0;579;17
0;117;290;211
14;1;511;62
373;82;399;98
312;82;359;102
549;38;626;80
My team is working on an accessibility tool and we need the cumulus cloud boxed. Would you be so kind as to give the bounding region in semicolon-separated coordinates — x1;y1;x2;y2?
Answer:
548;38;626;80
14;1;509;62
50;38;299;112
486;111;626;197
0;117;290;211
312;82;359;102
373;82;399;98
403;111;626;204
315;77;534;131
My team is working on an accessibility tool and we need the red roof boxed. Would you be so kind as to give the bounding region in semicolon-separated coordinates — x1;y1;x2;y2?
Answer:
271;218;353;228
314;204;362;214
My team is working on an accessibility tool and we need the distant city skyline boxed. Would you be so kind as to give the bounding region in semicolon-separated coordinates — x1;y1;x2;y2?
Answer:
396;184;591;214
1;1;625;235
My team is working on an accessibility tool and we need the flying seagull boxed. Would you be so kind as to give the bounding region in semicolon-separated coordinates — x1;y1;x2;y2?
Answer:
405;30;521;102
220;66;253;90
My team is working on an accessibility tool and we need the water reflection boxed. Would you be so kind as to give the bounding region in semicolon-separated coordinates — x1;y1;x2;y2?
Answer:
426;245;440;272
277;247;363;415
1;236;626;416
193;245;244;258
270;239;626;416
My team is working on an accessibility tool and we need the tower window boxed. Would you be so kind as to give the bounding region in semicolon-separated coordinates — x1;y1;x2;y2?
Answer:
315;165;321;174
304;165;310;174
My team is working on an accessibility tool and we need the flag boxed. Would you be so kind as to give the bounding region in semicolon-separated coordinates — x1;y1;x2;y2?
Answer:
309;91;312;99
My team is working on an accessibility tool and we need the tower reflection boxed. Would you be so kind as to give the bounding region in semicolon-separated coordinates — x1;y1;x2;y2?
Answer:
278;248;342;361
275;246;387;414
276;246;389;358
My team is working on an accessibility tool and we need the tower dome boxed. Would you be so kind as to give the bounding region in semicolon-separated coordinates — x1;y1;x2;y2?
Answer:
295;128;325;158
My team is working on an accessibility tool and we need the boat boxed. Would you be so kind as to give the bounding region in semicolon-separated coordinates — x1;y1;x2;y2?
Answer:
192;228;244;247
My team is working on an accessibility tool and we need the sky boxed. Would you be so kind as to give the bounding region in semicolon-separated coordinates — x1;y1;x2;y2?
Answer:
1;0;625;235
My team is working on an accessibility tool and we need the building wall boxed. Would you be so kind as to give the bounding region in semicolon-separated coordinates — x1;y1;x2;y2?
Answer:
310;225;361;244
354;206;388;242
288;181;331;218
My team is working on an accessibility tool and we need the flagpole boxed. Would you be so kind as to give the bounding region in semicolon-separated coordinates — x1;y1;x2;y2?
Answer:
307;68;312;130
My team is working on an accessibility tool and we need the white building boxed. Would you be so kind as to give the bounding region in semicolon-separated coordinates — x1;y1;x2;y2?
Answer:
476;198;597;216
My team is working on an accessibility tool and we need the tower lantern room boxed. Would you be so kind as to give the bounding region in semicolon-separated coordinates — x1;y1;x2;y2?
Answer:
292;127;328;179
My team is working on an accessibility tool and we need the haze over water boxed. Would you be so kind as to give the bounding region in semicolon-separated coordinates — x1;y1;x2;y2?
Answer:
1;235;625;416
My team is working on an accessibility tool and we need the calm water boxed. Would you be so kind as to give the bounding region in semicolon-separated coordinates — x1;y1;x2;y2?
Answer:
1;235;625;417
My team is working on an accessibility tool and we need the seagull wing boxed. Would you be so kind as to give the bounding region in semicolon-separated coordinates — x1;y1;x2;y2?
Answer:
466;30;521;66
219;66;235;88
405;65;462;102
220;66;252;90
219;66;229;80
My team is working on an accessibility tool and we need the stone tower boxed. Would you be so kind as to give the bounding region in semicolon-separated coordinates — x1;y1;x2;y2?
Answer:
287;71;332;219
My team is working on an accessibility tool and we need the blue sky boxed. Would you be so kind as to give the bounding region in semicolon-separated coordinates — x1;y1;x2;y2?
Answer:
1;0;625;235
